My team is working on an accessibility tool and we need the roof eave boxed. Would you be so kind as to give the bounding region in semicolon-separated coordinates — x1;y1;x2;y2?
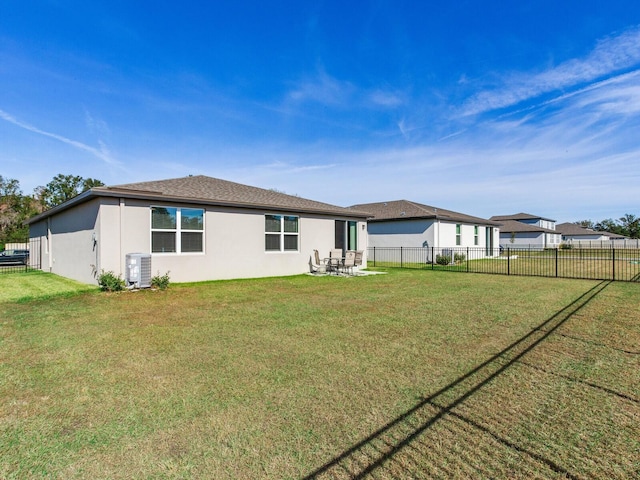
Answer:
26;189;96;225
368;214;500;226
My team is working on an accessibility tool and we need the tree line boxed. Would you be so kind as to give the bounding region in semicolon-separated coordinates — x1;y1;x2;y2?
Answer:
0;174;103;248
1;173;639;248
575;215;639;239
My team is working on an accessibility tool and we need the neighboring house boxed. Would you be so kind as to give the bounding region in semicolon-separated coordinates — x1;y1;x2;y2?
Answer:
555;222;625;242
490;213;561;249
556;222;632;247
348;200;501;255
27;175;369;285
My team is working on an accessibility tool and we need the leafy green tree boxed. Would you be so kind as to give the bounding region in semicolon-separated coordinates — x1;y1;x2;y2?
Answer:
592;215;639;238
0;175;21;243
1;174;105;247
594;218;621;234
574;220;595;229
38;174;104;209
0;175;20;198
618;214;639;238
0;175;41;246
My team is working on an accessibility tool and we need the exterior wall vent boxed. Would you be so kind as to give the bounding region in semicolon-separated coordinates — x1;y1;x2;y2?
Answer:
125;253;152;288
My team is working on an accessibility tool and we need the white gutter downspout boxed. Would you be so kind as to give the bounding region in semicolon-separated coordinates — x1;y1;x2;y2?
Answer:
435;210;440;249
119;198;125;276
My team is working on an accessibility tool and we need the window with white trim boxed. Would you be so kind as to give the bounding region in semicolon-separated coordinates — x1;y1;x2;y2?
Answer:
456;224;461;246
474;226;479;246
265;215;298;251
151;207;204;253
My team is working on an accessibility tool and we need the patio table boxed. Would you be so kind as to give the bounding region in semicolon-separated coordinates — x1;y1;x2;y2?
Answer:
324;256;344;275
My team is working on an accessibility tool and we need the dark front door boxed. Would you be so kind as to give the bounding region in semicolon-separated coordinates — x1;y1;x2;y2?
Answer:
335;220;345;254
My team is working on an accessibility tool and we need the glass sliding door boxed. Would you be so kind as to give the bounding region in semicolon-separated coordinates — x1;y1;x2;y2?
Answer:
335;220;358;254
348;221;357;250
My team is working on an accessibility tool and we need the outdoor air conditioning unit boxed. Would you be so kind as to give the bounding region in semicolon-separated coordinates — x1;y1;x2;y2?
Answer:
125;253;152;288
442;248;455;265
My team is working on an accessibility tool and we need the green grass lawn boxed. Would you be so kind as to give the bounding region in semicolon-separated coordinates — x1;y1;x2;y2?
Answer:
1;270;638;479
0;271;96;303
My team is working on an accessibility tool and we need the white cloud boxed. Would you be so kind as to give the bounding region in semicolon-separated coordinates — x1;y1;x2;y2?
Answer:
287;70;354;106
205;68;640;222
286;70;406;111
84;109;112;138
0;108;121;167
369;89;404;107
462;26;640;116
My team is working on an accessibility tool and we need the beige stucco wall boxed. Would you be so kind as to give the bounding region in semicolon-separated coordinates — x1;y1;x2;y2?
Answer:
121;201;367;283
32;197;367;285
29;198;102;284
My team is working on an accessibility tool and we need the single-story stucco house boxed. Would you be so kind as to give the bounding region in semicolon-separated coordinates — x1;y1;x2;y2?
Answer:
27;175;369;285
555;222;625;242
348;200;501;257
490;213;561;249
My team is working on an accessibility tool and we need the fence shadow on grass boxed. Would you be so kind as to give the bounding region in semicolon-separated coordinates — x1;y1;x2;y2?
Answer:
304;280;612;479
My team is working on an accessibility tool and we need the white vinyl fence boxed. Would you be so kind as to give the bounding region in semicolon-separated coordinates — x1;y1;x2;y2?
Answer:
564;239;640;249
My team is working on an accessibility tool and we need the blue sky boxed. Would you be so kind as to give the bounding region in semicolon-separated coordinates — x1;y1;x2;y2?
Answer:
2;1;640;222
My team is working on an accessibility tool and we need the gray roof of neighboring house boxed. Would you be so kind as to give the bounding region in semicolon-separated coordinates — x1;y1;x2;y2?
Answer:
28;175;369;224
348;200;500;226
490;212;557;223
497;219;557;234
556;222;626;238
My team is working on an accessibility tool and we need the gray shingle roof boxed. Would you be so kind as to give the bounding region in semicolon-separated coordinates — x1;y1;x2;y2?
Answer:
490;212;556;222
348;200;499;225
497;219;556;234
556;222;626;238
28;175;369;223
98;175;368;216
556;222;597;236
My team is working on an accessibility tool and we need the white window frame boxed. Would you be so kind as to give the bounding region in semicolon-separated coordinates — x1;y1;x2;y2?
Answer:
150;206;205;255
456;224;461;246
474;226;479;246
265;214;299;252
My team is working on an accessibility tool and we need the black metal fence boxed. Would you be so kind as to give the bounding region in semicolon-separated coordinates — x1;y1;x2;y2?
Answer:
0;237;42;274
367;246;640;282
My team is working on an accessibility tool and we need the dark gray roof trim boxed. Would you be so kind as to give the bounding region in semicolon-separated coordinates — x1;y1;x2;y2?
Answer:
28;175;369;224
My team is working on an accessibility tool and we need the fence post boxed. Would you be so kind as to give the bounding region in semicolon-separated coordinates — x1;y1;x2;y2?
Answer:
22;236;28;272
507;248;510;275
400;246;403;268
466;247;469;272
373;247;376;267
612;248;615;281
555;248;558;278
